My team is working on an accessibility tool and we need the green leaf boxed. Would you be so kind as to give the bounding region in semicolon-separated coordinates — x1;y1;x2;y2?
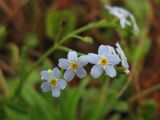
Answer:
21;85;60;120
20;47;28;77
0;25;6;46
134;39;151;66
5;105;29;120
108;114;121;120
113;101;129;112
24;33;38;48
60;77;89;120
109;75;127;92
81;88;99;120
140;100;156;120
46;10;76;39
82;75;128;120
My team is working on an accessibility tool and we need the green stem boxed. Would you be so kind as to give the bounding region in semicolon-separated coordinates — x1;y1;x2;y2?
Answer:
129;84;160;102
57;45;84;56
59;19;116;45
117;78;131;98
12;44;58;98
12;19;116;99
55;27;63;43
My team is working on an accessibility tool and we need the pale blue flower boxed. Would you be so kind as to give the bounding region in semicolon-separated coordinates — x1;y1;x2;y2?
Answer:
58;51;88;81
116;42;130;74
88;45;120;78
40;67;67;97
106;5;139;34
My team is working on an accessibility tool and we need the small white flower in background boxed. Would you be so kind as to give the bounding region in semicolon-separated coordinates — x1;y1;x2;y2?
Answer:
40;67;67;97
115;42;130;74
106;5;139;33
58;51;88;81
87;45;121;78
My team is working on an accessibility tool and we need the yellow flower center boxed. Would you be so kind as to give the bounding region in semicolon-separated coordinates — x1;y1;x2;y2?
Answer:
50;78;57;86
70;61;79;70
99;56;108;66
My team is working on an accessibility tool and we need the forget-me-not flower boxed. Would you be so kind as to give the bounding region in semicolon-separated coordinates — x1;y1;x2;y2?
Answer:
40;67;67;97
106;5;139;33
87;45;121;78
116;42;130;74
58;51;88;81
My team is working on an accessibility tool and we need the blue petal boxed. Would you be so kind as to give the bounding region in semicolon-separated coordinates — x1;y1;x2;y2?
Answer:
40;70;51;81
105;65;117;78
90;64;103;79
98;45;109;56
52;87;60;97
87;53;99;64
122;59;129;69
109;55;121;65
64;69;75;81
77;55;88;67
57;79;67;90
58;58;69;69
68;51;78;61
52;67;60;79
41;82;51;92
75;67;87;78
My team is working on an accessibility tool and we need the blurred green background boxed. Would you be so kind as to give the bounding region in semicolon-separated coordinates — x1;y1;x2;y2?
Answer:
0;0;160;120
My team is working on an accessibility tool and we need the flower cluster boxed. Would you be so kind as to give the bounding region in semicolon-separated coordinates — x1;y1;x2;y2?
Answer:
40;43;129;97
106;5;139;34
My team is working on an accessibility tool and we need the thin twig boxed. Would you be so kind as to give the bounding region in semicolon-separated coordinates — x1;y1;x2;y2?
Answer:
129;84;160;103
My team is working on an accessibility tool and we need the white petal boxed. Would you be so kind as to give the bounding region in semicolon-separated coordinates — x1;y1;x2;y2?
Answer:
64;69;75;81
98;45;109;56
52;67;60;79
108;45;116;55
120;19;126;29
116;42;129;69
90;65;103;79
57;79;67;90
40;71;51;81
75;67;87;78
52;87;60;97
109;55;121;65
41;82;51;92
77;55;88;67
122;59;129;69
105;65;117;78
87;53;99;64
116;42;126;59
58;58;69;69
68;51;78;61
